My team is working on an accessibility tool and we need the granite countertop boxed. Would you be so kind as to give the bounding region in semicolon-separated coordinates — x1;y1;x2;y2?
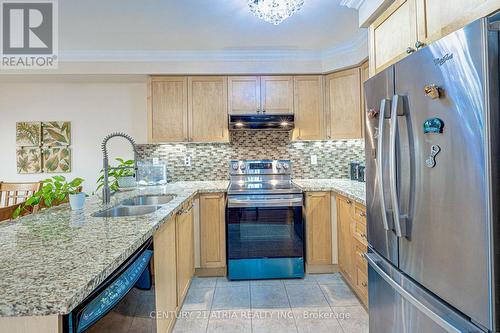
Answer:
293;178;366;205
0;181;228;318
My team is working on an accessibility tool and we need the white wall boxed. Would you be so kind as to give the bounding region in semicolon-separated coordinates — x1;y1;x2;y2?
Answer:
0;76;148;193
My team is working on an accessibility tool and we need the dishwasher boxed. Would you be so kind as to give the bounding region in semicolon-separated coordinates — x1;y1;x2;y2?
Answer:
64;238;155;333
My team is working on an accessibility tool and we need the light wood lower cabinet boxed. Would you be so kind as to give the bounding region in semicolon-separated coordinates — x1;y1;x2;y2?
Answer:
305;192;333;271
337;195;368;307
199;193;226;271
154;216;178;333
176;202;194;307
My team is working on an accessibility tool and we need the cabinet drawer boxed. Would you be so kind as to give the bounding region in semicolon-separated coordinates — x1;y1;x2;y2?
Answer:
356;266;368;298
353;204;366;224
354;240;368;270
353;221;368;246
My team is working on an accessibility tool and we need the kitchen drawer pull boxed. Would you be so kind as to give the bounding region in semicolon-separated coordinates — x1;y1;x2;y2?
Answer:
361;282;368;287
359;211;366;217
346;199;352;204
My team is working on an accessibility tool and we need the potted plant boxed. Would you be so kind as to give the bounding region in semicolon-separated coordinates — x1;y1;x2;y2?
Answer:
13;176;85;218
96;158;136;192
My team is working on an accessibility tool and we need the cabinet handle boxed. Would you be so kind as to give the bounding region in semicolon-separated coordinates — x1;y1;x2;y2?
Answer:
362;282;368;287
415;40;425;49
346;199;352;205
359;211;366;217
406;47;416;54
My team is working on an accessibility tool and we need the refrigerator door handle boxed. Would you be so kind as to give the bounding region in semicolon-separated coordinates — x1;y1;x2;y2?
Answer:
377;98;392;231
365;253;464;333
389;94;408;237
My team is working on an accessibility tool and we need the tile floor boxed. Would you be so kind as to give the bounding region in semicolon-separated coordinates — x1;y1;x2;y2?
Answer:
173;273;368;333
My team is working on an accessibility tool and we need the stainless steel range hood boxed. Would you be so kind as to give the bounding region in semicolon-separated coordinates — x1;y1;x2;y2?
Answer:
228;114;294;131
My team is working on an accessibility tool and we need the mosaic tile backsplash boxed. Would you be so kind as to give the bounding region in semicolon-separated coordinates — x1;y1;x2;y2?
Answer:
137;131;365;181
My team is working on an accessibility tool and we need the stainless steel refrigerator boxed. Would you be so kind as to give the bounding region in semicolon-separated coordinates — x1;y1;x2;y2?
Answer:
364;12;500;333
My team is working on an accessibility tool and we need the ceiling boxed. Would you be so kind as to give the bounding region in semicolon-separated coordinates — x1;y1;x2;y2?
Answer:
59;0;363;53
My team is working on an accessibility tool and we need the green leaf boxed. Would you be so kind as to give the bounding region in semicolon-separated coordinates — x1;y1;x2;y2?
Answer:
53;175;65;182
13;206;21;219
69;177;84;187
46;129;68;144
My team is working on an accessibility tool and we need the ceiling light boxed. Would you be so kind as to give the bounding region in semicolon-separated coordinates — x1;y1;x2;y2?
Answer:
248;0;305;25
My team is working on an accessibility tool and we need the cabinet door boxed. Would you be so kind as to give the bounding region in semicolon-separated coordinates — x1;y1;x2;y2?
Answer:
305;192;332;265
153;217;177;333
325;68;363;140
416;0;500;45
369;0;418;75
260;76;294;115
176;203;194;307
188;76;229;142
228;76;261;115
293;76;325;141
337;195;354;282
149;77;188;142
200;193;226;269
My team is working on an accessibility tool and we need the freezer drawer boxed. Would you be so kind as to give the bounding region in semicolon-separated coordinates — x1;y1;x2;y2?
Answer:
366;251;484;333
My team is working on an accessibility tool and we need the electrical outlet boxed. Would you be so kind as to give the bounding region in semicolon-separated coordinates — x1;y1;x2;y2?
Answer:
311;155;318;165
184;156;192;167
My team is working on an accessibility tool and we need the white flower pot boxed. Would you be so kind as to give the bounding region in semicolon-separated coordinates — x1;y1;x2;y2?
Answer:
118;176;137;189
69;192;86;210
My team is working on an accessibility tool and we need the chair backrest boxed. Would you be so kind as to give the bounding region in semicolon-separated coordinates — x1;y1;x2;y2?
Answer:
0;203;22;222
0;182;42;207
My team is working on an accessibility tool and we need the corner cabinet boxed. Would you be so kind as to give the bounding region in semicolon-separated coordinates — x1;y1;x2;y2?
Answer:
305;192;333;272
148;76;229;143
325;68;363;140
228;76;294;115
293;76;325;141
199;193;226;273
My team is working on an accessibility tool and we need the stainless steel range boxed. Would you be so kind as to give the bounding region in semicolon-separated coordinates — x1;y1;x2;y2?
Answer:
226;160;305;280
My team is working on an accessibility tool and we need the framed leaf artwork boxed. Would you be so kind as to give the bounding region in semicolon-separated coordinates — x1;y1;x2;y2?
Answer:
42;121;71;146
16;122;41;146
42;147;71;173
16;147;42;173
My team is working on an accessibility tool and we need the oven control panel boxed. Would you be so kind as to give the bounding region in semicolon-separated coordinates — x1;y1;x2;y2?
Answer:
230;160;292;175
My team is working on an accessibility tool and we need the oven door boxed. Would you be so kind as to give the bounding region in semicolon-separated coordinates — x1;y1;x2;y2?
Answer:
226;194;305;280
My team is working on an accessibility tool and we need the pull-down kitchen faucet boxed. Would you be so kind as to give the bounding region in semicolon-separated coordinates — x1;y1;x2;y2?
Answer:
101;132;138;204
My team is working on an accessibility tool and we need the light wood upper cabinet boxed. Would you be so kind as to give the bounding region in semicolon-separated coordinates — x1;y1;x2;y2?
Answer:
416;0;500;45
325;68;363;140
260;76;294;114
369;0;418;76
228;76;261;115
176;202;194;307
305;192;332;266
188;76;229;142
153;217;177;333
199;193;226;269
228;76;294;115
360;61;369;138
293;76;325;141
149;77;188;142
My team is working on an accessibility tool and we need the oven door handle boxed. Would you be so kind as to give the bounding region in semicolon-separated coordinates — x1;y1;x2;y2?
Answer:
227;197;303;208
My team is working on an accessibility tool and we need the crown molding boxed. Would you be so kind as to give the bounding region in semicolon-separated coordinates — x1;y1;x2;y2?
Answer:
4;33;368;75
339;0;365;10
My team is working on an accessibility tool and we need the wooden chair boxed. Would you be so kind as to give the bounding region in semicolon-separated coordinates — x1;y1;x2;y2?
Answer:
0;182;42;207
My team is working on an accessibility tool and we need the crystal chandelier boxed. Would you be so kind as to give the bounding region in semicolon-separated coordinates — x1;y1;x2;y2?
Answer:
248;0;305;25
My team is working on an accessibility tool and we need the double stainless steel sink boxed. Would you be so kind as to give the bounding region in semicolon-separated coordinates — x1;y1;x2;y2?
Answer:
92;194;175;217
